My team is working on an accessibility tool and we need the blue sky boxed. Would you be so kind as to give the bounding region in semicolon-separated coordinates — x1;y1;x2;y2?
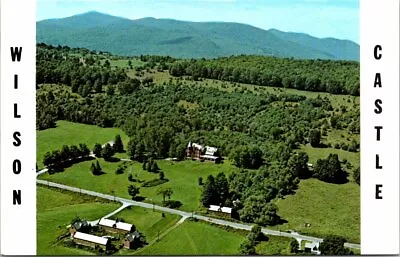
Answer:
37;0;359;43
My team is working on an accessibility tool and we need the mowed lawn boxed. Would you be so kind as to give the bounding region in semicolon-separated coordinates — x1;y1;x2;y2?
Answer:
111;206;181;243
271;178;360;243
39;159;239;212
37;121;129;169
37;186;120;255
137;220;244;255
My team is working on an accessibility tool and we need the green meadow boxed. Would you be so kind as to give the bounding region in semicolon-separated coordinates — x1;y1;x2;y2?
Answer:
137;220;244;255
37;120;129;169
111;206;181;243
272;178;360;243
39;158;239;212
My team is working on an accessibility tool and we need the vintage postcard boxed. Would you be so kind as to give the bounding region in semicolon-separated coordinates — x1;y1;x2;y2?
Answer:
1;0;399;255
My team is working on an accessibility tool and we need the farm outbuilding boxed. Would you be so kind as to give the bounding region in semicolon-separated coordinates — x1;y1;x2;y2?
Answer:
72;231;110;250
123;231;141;249
69;220;89;234
98;218;134;234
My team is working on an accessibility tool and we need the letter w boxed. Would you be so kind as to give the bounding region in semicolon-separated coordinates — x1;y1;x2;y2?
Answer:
10;47;22;62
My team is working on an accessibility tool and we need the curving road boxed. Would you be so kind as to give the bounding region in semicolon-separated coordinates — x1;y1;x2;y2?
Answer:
36;179;360;250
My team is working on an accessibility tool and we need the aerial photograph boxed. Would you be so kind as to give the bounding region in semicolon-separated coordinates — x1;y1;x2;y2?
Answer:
36;0;360;255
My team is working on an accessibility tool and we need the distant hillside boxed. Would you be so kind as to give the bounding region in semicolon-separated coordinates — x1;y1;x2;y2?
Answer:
37;11;359;61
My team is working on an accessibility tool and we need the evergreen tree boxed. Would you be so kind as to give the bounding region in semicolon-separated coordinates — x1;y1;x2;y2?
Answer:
128;185;140;199
101;143;114;161
215;172;229;205
201;175;217;207
151;161;159;172
113;134;124;153
90;162;96;175
93;143;102;157
313;154;347;183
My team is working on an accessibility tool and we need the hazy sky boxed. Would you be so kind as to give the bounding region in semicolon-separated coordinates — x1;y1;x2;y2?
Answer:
37;0;359;43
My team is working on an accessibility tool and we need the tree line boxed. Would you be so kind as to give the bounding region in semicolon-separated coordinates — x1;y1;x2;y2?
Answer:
169;55;359;95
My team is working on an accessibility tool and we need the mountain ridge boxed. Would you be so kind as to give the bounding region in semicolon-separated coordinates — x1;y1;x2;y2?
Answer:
37;11;359;61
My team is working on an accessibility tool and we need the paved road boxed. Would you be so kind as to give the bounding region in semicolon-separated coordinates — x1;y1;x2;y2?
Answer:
37;179;360;250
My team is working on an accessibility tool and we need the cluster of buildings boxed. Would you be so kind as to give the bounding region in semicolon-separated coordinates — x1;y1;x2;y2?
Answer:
68;218;140;251
185;141;221;163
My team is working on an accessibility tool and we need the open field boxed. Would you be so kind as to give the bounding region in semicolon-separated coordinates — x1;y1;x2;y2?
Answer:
101;58;145;68
137;220;245;255
299;144;359;179
37;186;120;255
272;178;360;243
39;159;239;212
111;206;181;243
37;120;129;168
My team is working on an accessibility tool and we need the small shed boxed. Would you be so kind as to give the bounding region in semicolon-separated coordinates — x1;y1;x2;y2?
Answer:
72;231;110;250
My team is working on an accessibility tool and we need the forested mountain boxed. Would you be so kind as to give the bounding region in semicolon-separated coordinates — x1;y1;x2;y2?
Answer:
37;11;359;61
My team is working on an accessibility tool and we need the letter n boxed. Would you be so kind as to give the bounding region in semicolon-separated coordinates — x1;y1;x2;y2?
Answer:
13;190;21;205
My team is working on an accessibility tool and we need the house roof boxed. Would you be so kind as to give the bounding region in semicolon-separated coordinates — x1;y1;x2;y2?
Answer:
209;205;220;211
125;231;140;242
208;205;232;214
73;232;109;245
116;221;133;231
205;146;218;155
99;218;116;227
72;220;89;230
192;143;204;150
98;218;133;232
221;207;232;214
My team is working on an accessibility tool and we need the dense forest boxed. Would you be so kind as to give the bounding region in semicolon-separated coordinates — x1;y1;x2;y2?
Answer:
37;43;360;226
169;56;360;95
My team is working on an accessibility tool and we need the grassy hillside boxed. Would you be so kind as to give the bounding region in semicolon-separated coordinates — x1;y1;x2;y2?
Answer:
37;11;359;60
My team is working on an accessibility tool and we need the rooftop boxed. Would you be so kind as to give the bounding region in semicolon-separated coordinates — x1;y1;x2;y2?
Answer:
98;218;133;232
73;232;109;245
